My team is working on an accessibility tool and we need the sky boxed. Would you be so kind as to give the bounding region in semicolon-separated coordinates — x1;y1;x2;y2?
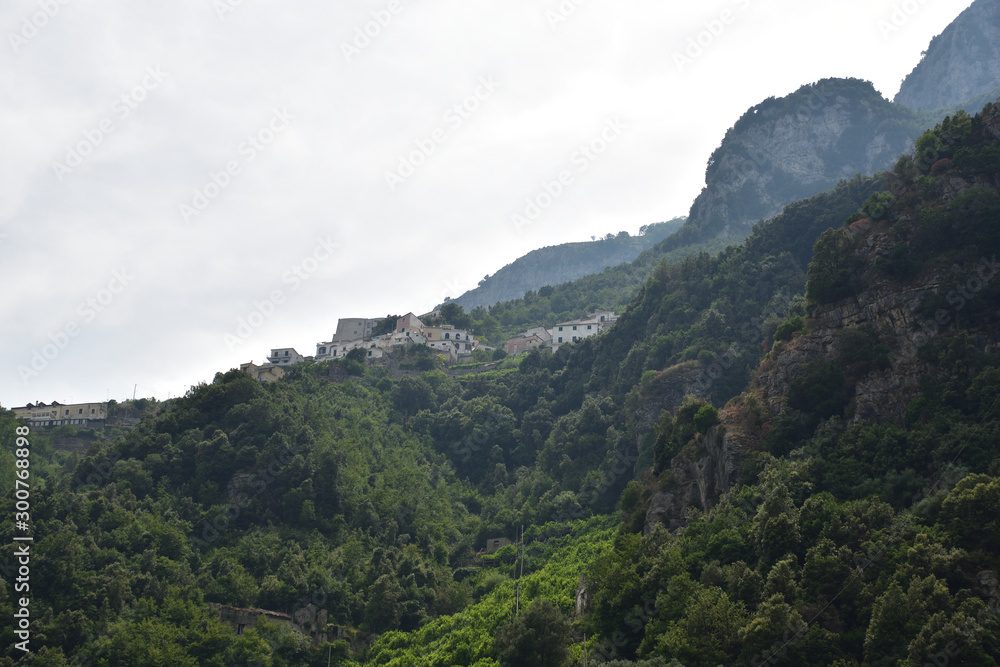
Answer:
0;0;978;407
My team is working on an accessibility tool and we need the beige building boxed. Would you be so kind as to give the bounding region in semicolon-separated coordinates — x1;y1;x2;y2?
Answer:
213;603;327;644
395;312;425;335
424;325;476;354
12;401;107;427
331;317;377;343
240;362;285;383
485;536;514;554
506;333;546;356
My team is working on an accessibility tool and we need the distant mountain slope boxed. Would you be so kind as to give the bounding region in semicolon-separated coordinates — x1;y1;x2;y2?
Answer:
447;218;684;310
894;0;1000;111
655;78;931;254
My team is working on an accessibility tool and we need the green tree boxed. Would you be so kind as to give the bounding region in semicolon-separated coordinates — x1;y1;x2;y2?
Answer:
864;581;911;666
651;587;746;666
751;484;801;569
493;599;571;667
806;228;857;303
939;474;1000;553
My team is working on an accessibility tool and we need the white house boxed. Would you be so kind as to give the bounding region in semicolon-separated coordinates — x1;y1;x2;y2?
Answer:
391;331;428;347
427;341;460;364
549;312;617;351
268;348;306;365
424;325;476;353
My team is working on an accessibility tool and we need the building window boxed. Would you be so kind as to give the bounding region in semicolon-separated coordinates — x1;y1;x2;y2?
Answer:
65;410;70;415
573;326;577;331
587;325;592;330
284;351;289;356
79;408;84;414
558;337;563;343
319;347;326;354
236;624;245;635
558;326;563;332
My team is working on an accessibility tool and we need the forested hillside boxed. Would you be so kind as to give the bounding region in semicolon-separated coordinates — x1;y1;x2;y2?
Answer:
2;102;999;666
448;219;684;311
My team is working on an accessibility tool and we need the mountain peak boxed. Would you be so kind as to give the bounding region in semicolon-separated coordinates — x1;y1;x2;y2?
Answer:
894;0;1000;110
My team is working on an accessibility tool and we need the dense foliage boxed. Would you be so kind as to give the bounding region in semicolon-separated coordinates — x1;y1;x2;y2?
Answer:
3;104;1000;666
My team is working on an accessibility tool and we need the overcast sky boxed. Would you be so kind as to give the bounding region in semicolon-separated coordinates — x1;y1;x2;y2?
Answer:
0;0;976;407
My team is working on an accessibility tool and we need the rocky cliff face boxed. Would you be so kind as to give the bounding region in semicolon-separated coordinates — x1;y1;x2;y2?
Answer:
894;0;1000;112
754;180;1000;426
642;105;1000;534
643;423;739;534
660;79;927;255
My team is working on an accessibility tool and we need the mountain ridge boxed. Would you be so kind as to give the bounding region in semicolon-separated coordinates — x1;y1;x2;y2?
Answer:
894;0;1000;111
446;218;684;311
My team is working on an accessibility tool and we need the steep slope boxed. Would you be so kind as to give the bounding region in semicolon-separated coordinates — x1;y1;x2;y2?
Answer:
894;0;1000;111
456;78;930;315
657;78;930;254
583;172;886;405
577;102;1000;667
447;218;683;310
753;101;1000;437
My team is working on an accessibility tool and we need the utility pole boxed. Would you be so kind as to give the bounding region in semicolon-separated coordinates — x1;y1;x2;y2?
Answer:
519;524;525;582
514;526;519;616
514;525;524;616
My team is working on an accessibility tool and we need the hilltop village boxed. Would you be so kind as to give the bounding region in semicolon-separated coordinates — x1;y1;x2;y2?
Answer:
241;310;617;381
10;310;618;423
